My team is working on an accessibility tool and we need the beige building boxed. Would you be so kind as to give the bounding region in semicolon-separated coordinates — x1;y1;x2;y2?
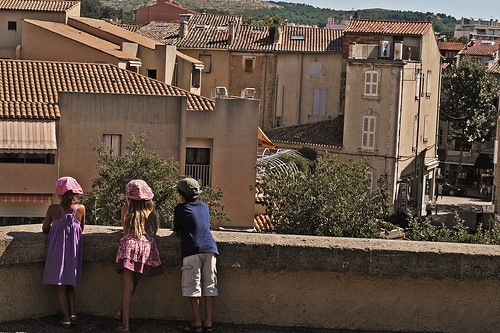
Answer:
266;19;442;216
19;17;203;92
0;0;80;58
0;59;258;227
136;14;344;130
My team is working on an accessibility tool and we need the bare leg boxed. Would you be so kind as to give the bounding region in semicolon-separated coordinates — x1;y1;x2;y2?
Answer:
67;286;76;319
190;297;202;327
55;285;70;323
116;271;141;319
119;269;135;331
204;296;215;327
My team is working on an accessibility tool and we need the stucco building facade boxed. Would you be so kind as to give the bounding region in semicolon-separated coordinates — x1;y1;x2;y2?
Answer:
0;60;258;227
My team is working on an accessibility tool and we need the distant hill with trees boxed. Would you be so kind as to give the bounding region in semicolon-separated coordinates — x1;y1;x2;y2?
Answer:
86;0;460;37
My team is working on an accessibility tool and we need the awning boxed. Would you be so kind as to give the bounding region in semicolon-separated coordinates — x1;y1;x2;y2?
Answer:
0;194;52;203
443;155;477;166
258;127;275;149
0;120;57;153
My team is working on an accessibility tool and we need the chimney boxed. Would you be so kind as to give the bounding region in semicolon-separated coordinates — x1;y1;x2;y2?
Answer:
228;21;236;43
179;20;188;38
270;24;282;44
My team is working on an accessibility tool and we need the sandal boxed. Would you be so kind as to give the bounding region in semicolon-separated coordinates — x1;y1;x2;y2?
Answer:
60;319;71;329
114;323;129;332
203;324;215;332
179;321;203;333
114;310;122;320
71;314;78;325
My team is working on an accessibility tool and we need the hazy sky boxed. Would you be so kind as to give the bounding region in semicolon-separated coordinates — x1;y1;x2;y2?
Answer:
284;0;500;20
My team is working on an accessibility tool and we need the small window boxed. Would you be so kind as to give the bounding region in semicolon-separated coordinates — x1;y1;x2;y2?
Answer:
415;72;421;99
103;134;121;156
366;171;373;190
362;116;376;149
199;54;211;73
291;35;305;40
364;71;378;96
313;89;326;115
426;71;432;97
423;115;429;142
412;116;418;151
147;69;157;79
311;63;320;75
8;21;16;31
244;58;254;72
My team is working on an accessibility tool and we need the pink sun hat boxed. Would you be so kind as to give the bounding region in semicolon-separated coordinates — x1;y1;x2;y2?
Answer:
56;176;83;196
126;179;154;201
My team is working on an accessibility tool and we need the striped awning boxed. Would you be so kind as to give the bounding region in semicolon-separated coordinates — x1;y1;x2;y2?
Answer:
0;120;57;153
0;194;52;203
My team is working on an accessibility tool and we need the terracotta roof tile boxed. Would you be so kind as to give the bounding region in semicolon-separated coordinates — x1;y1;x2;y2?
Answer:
0;60;215;119
460;40;500;56
344;19;432;36
254;214;273;232
264;116;344;148
136;15;343;53
278;26;343;53
0;0;79;11
438;42;466;51
490;61;500;73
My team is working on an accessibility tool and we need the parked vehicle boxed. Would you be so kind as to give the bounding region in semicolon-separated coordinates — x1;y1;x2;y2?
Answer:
436;178;466;196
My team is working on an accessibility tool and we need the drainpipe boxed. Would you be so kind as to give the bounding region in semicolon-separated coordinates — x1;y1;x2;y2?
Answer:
394;64;404;211
262;54;268;128
15;45;21;60
414;64;423;216
298;53;304;124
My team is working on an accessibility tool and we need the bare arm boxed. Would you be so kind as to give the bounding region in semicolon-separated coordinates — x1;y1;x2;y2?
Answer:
42;205;55;233
78;205;86;232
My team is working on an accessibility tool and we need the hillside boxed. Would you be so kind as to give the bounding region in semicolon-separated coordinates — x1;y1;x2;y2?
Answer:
94;0;459;36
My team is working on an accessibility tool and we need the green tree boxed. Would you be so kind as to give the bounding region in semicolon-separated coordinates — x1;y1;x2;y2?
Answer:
81;132;229;228
440;56;497;177
258;154;391;238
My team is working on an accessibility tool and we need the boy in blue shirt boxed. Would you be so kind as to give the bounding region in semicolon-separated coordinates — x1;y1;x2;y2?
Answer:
173;178;219;333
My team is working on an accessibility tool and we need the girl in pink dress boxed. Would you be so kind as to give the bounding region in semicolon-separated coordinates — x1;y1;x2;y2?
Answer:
115;180;163;332
43;177;85;328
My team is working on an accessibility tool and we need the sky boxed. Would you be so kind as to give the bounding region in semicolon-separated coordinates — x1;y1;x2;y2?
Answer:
284;0;500;21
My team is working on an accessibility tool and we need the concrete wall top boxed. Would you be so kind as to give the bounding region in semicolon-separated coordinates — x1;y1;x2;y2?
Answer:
2;224;500;281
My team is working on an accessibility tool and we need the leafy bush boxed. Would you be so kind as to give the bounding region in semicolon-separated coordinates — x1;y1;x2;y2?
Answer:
258;154;391;238
81;132;229;228
405;213;500;245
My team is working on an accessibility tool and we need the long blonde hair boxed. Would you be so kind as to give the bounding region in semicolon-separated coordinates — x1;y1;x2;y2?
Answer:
123;199;158;237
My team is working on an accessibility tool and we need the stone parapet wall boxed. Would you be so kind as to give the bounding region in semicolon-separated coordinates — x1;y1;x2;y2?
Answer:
2;224;500;332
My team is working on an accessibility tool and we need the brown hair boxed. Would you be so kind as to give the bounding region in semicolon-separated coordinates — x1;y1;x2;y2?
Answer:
60;191;78;210
123;199;158;237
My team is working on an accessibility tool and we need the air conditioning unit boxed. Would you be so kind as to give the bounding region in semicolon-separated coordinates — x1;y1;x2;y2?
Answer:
394;42;403;60
240;88;255;99
211;86;228;99
380;41;390;58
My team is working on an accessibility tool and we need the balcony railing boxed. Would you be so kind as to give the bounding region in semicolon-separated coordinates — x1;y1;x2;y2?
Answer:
185;164;211;187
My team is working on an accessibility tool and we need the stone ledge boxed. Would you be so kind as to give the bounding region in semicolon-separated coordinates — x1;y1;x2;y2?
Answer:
2;224;500;280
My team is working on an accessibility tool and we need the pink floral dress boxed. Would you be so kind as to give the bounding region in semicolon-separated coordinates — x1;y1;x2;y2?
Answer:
116;232;163;276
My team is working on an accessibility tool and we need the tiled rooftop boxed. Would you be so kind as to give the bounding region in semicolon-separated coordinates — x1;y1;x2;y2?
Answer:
0;0;79;11
460;40;500;56
438;42;466;51
24;19;140;61
264;116;344;148
0;60;215;119
344;19;432;36
136;14;343;53
490;61;500;73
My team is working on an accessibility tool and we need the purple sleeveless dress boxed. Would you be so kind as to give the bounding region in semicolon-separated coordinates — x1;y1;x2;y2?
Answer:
43;204;83;286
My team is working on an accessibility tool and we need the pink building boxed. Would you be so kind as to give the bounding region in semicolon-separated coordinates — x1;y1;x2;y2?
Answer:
134;0;197;25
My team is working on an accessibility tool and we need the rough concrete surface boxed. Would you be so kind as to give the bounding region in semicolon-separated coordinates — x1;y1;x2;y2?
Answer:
0;314;429;333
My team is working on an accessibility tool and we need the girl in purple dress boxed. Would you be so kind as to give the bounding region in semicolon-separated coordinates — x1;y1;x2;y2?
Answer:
115;180;163;332
42;176;85;328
